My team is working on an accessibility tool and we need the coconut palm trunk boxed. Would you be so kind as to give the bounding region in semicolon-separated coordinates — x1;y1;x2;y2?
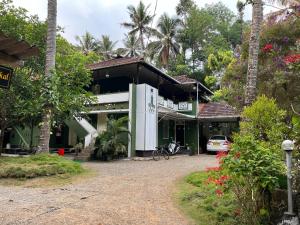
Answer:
244;0;263;106
38;0;57;152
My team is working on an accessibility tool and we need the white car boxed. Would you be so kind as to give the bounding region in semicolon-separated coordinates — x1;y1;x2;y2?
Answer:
207;135;232;152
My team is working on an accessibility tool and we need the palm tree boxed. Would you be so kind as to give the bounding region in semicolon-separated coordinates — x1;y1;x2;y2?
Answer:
97;35;117;60
38;0;57;152
244;0;294;106
116;34;141;57
75;32;98;55
147;13;180;68
121;1;156;52
236;1;245;43
95;117;130;159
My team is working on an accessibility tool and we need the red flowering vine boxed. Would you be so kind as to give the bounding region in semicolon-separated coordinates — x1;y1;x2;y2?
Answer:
215;189;223;196
284;54;300;65
262;44;273;53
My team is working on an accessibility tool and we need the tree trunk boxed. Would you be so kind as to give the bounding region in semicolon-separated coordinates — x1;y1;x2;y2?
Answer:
140;29;145;53
38;0;57;152
244;0;263;106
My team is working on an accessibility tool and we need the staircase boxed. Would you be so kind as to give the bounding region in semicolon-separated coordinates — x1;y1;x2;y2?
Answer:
66;117;98;161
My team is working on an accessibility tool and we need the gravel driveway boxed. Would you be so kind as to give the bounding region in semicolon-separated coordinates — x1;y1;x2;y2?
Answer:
0;155;217;225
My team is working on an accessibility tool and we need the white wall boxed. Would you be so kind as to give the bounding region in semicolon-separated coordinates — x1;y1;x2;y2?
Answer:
135;84;158;151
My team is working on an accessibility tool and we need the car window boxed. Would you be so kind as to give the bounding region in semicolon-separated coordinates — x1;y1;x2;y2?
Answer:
210;135;226;140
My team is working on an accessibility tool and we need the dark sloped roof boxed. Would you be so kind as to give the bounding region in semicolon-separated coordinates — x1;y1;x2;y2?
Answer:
0;32;39;66
173;75;197;83
88;57;213;95
198;102;240;119
87;57;143;70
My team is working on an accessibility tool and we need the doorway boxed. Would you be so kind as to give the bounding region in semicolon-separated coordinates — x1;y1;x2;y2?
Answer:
176;123;185;146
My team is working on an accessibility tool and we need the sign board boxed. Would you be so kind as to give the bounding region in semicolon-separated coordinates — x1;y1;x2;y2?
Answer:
178;102;188;110
136;84;158;151
0;65;13;89
167;99;174;109
158;96;164;106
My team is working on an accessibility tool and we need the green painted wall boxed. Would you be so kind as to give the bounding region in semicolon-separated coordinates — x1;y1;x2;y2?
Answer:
185;120;198;154
158;120;175;146
10;126;40;148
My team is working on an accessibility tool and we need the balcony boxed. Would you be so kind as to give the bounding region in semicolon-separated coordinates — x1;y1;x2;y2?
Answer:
158;96;193;112
94;92;129;104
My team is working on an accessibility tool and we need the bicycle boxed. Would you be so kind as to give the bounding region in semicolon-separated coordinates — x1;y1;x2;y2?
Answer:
152;146;169;161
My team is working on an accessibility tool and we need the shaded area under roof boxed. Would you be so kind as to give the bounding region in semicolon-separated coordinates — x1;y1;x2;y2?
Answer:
198;102;240;121
0;32;39;66
88;57;213;96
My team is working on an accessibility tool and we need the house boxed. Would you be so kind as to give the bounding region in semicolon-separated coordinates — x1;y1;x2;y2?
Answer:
6;57;239;156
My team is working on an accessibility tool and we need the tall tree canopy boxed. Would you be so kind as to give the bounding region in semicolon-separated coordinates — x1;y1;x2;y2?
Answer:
121;1;156;52
148;13;180;68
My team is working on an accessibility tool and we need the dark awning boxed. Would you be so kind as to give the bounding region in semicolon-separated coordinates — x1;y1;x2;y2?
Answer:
0;32;39;67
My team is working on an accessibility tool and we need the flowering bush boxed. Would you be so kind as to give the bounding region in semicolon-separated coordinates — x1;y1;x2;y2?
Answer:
262;43;273;53
284;54;300;64
221;97;286;225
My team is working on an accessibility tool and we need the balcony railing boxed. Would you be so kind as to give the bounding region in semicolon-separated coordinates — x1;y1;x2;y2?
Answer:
158;96;193;112
94;92;129;104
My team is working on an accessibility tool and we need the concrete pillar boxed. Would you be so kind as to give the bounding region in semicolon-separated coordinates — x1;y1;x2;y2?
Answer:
97;113;107;134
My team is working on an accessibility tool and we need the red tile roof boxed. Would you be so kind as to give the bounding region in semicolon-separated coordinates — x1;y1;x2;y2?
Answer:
198;102;239;119
173;75;197;83
87;57;143;70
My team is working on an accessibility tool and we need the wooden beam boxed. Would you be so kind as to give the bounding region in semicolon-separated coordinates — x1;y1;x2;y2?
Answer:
0;51;19;62
17;47;39;59
5;41;30;55
0;39;19;51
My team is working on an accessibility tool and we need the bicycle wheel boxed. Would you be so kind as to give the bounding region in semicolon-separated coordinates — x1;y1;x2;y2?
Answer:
162;150;169;160
152;149;160;161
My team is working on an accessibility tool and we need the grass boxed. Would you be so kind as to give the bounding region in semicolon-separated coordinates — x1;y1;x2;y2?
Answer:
175;171;237;225
0;154;85;179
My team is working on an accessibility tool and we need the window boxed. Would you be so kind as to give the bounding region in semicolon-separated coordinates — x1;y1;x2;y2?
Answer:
162;120;169;139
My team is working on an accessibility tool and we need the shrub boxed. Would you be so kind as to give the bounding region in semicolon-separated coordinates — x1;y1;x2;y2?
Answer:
0;154;84;179
221;96;287;224
94;116;130;160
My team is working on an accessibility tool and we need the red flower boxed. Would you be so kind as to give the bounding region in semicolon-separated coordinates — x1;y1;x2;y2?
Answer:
284;54;300;65
215;189;223;196
214;179;223;186
220;175;229;181
216;151;228;160
262;44;273;53
234;152;241;159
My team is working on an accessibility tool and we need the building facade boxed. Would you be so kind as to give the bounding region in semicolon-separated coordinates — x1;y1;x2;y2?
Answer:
5;57;239;156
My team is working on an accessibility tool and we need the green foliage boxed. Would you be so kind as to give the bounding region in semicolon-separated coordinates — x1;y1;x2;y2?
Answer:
147;13;180;68
223;135;284;190
0;154;84;178
211;89;229;102
221;96;287;224
207;50;234;72
240;95;286;143
178;171;236;225
0;0;99;149
94;117;130;160
204;75;217;89
224;15;300;112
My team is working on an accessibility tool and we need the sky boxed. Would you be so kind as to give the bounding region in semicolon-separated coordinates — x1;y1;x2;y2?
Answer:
12;0;278;47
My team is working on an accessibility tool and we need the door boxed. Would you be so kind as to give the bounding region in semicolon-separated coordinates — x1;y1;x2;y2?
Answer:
176;125;185;146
